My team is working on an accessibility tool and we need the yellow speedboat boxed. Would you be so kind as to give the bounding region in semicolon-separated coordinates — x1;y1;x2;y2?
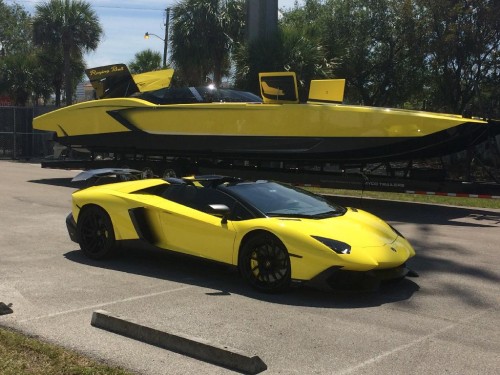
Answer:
33;64;494;162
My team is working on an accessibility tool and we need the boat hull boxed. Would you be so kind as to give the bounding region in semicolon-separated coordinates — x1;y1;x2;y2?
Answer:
34;98;494;162
48;122;491;162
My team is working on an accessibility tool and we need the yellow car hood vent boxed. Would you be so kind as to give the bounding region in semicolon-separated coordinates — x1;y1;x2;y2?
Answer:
274;209;398;247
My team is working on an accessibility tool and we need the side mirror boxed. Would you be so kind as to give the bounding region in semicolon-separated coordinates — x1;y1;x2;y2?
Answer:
208;204;231;224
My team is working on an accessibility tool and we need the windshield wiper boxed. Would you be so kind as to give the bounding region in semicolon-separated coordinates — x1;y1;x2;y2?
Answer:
266;212;312;218
311;210;342;218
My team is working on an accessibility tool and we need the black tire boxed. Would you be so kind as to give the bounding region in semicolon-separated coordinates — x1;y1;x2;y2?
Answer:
77;206;118;260
118;164;133;181
141;167;154;179
239;233;291;293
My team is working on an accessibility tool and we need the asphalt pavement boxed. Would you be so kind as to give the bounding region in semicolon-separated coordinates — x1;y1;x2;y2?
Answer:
1;160;499;374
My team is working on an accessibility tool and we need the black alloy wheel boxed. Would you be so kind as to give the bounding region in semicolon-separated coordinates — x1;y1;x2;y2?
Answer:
240;233;291;293
77;206;117;260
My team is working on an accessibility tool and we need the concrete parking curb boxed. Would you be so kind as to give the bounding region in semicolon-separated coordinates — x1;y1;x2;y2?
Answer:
91;310;267;374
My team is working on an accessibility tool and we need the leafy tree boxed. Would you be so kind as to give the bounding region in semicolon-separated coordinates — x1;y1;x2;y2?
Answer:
129;49;162;74
170;0;245;86
0;1;40;105
33;0;103;106
320;0;426;107
0;0;32;56
285;0;499;116
417;0;500;116
0;53;36;106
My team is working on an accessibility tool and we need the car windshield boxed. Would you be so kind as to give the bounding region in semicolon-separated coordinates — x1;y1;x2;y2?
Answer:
136;86;262;104
224;182;346;218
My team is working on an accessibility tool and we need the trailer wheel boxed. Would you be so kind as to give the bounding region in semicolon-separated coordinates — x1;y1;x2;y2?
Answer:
118;164;140;180
163;168;177;178
142;167;154;179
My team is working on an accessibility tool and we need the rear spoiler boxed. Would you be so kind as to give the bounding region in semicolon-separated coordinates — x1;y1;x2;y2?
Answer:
72;168;143;183
134;69;174;92
85;64;174;99
258;72;345;104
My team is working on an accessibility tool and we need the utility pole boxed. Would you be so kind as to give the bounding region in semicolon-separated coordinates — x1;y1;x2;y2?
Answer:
246;0;278;41
163;7;170;67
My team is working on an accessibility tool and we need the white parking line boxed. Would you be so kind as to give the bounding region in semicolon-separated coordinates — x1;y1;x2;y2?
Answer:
18;285;193;323
336;307;493;374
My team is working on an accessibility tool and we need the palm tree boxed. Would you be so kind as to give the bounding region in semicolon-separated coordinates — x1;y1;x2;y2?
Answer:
33;0;102;106
128;49;163;74
170;0;245;86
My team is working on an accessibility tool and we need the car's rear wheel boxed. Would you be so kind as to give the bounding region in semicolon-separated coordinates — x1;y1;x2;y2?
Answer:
77;206;118;260
239;233;291;293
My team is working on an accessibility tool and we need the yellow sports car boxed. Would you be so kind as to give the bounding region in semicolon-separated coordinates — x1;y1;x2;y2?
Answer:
66;171;416;292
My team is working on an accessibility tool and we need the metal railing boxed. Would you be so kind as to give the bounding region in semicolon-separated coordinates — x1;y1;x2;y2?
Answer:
0;106;56;159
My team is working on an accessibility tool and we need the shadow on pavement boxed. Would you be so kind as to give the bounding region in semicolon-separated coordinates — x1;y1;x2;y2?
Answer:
64;244;420;309
29;178;77;189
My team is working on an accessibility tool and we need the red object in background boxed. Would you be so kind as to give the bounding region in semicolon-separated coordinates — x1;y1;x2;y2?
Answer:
0;96;14;106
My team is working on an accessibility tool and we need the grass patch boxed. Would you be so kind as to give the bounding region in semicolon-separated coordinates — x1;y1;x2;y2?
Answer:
0;326;133;375
306;188;500;209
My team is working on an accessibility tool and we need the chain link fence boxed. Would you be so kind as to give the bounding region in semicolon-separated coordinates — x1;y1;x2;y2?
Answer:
0;106;56;159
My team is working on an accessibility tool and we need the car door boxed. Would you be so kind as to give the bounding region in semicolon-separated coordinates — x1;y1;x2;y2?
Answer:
158;185;237;264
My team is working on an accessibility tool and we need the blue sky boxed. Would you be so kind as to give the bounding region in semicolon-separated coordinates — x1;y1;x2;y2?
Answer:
7;0;300;68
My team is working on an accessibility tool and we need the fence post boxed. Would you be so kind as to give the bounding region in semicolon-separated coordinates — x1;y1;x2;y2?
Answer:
13;107;17;159
32;107;35;158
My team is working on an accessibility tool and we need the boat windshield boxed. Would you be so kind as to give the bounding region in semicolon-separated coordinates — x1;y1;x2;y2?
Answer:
135;86;262;105
223;181;346;219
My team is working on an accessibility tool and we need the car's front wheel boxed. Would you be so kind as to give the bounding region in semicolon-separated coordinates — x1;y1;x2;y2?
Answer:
239;233;291;293
77;206;118;260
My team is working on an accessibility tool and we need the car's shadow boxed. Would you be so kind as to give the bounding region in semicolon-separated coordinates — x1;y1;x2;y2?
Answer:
29;178;96;190
29;178;76;188
64;244;420;309
62;196;499;308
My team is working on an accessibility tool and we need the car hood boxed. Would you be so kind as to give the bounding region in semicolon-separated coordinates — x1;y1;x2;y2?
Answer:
272;208;398;247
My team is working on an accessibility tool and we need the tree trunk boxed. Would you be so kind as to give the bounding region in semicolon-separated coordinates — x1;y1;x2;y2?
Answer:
55;88;61;107
63;29;73;106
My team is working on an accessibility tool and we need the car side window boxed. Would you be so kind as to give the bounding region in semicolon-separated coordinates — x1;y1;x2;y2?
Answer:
230;202;254;221
160;185;253;221
161;184;199;209
194;189;235;214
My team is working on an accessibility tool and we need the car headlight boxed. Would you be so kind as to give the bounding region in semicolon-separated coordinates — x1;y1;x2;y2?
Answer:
311;236;351;254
